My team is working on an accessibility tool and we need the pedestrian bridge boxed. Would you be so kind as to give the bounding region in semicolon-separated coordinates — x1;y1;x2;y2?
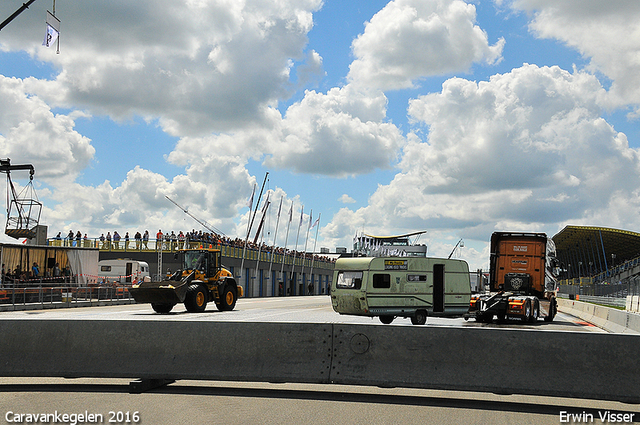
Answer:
46;237;336;297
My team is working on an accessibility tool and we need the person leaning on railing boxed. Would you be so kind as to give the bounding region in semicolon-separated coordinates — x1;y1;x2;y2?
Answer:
51;228;336;265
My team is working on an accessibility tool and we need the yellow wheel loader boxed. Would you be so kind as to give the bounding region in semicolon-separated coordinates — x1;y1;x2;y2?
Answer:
129;248;243;314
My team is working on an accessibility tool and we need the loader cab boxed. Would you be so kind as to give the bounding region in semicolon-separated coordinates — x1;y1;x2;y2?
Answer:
182;249;220;278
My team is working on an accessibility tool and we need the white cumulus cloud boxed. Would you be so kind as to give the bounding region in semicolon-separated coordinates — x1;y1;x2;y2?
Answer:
507;0;640;110
348;0;504;90
324;64;640;261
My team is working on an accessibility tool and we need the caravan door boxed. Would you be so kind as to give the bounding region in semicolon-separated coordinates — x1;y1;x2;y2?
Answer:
433;263;445;313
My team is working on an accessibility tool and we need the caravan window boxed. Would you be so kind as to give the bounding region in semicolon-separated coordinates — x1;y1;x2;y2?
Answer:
336;271;362;289
100;266;112;272
407;274;427;282
372;274;391;288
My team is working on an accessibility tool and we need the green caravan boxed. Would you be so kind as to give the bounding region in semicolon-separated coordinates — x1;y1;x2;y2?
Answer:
331;256;471;325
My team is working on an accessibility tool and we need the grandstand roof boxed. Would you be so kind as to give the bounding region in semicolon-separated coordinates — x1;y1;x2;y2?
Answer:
553;225;640;276
363;231;427;241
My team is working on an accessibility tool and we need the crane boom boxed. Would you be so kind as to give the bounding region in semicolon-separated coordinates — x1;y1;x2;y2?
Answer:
0;0;38;32
165;196;224;236
0;159;35;178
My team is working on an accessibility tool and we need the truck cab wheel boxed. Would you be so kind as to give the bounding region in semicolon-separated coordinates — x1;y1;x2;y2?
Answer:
521;299;532;322
476;313;492;323
411;310;427;325
530;299;539;323
379;315;394;324
185;284;208;313
151;303;175;314
544;297;557;322
218;285;237;311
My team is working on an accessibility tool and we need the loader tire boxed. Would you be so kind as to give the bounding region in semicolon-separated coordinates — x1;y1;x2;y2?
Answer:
218;284;237;311
151;303;175;314
185;284;208;313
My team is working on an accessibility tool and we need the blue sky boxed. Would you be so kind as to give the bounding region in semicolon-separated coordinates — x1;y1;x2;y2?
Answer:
1;0;640;270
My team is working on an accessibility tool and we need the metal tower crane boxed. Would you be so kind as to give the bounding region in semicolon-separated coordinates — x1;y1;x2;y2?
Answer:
0;158;42;239
0;0;38;32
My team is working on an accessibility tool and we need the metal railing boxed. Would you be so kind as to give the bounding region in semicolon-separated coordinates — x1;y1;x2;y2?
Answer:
557;293;627;308
0;284;134;310
46;238;335;270
559;281;640;298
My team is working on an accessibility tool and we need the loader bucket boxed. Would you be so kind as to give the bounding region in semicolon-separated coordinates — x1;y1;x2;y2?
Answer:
129;280;190;305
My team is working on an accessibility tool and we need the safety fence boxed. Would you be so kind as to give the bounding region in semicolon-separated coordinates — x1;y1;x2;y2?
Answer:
559;280;640;299
557;292;627;308
0;285;133;309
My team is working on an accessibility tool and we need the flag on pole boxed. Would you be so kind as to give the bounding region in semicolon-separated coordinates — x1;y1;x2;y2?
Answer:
246;184;256;209
43;11;60;49
298;206;304;227
43;23;58;47
308;210;313;229
277;197;283;219
310;216;320;229
288;202;293;222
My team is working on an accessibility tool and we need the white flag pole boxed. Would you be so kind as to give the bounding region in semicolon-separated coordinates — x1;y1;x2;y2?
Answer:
239;183;256;285
279;201;293;295
300;209;312;293
268;196;283;295
308;213;321;294
291;205;303;294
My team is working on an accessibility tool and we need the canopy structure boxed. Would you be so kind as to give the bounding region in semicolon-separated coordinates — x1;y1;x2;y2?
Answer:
552;225;640;279
353;231;428;257
362;231;427;245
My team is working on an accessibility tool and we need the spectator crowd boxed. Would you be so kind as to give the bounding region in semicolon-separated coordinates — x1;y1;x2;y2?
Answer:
53;229;335;264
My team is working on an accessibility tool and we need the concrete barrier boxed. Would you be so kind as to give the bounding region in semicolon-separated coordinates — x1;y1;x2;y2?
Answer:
0;320;332;384
628;295;640;313
332;324;640;403
0;320;639;403
558;298;640;334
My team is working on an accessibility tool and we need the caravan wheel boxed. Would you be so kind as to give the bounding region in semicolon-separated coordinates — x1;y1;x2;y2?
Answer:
379;315;394;324
411;310;427;325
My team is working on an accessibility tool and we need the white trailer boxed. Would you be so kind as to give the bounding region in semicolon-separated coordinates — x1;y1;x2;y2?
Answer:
331;256;471;325
98;259;150;284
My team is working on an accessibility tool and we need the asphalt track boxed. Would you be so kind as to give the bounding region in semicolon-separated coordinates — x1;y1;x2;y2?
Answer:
2;296;638;425
0;295;609;331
